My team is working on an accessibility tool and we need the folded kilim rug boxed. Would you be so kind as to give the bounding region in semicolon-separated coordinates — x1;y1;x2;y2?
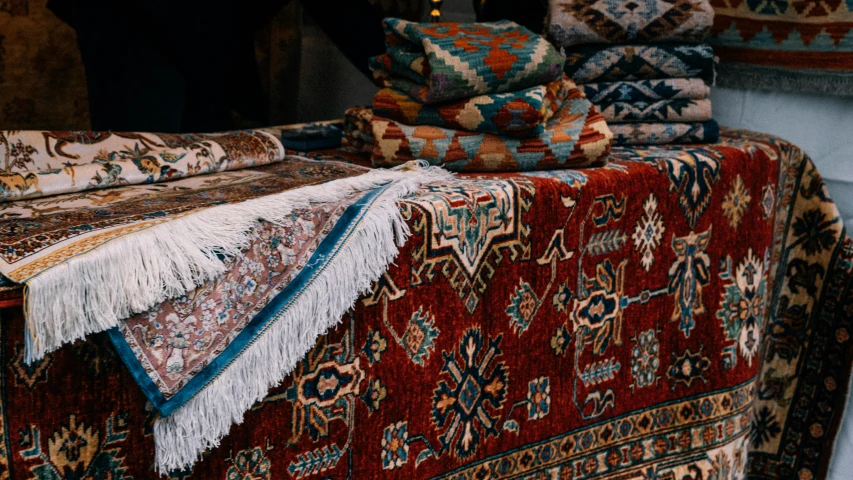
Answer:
351;105;714;151
581;78;711;104
610;119;720;145
599;98;713;123
369;18;565;104
370;90;612;171
548;0;715;47
0;129;452;472
373;76;571;138
710;0;853;95
564;43;716;84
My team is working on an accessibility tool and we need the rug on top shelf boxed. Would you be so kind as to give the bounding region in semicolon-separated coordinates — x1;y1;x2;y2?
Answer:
710;0;853;95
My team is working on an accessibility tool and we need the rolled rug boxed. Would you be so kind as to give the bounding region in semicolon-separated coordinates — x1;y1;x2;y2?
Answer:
373;75;576;138
598;98;712;123
609;120;719;145
547;0;714;47
581;78;710;104
369;18;565;104
342;107;375;155
370;92;612;172
564;44;715;84
0;130;283;203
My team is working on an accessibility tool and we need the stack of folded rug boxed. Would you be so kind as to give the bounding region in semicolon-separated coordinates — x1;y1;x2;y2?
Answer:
350;18;613;172
547;0;719;146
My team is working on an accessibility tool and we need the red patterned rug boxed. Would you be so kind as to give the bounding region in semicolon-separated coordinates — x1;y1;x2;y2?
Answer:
0;128;849;479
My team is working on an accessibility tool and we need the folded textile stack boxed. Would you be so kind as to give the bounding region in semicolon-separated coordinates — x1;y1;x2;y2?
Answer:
341;106;374;155
548;0;719;146
361;18;612;172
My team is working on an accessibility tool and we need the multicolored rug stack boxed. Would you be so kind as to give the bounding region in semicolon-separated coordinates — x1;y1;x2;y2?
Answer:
548;0;720;146
360;18;613;172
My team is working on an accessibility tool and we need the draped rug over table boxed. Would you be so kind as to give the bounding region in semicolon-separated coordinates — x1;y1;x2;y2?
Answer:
0;129;452;472
0;128;851;479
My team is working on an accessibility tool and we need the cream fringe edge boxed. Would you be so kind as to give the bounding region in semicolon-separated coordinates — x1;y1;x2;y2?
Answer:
22;158;450;364
152;162;452;472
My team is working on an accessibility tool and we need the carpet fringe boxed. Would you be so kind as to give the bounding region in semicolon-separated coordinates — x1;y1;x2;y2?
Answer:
151;163;451;473
24;159;451;364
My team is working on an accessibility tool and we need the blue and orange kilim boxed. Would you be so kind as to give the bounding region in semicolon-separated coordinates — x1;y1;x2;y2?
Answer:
373;77;567;138
369;19;565;104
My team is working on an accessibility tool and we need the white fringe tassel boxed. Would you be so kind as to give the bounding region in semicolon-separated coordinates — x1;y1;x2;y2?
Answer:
152;163;451;473
24;159;452;365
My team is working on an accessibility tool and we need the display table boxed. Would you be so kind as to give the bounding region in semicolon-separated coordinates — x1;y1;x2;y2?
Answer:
0;128;849;479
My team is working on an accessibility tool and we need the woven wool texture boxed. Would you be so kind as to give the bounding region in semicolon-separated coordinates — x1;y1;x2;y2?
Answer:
369;18;565;104
373;76;572;138
550;3;717;147
548;0;714;47
564;44;715;84
0;130;849;480
0;130;284;203
598;98;712;123
342;107;375;154
710;0;853;95
370;87;612;172
580;78;711;104
609;119;719;145
0;128;453;472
